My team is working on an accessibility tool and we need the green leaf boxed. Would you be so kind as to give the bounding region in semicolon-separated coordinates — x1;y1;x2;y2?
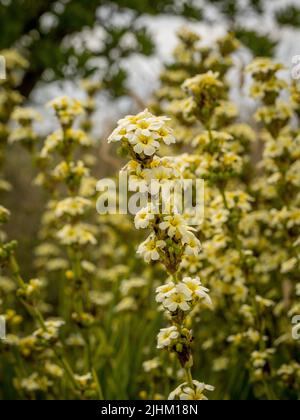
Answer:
276;6;300;28
235;28;278;57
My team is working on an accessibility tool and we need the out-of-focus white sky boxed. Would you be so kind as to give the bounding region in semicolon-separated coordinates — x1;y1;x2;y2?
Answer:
34;0;300;135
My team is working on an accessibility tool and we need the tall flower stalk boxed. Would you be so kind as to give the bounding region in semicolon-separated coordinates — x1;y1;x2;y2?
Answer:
180;69;276;397
246;59;300;396
107;109;214;400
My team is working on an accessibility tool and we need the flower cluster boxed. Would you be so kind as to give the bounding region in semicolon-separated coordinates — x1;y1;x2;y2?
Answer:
41;127;93;159
156;277;211;313
108;109;175;157
9;107;42;151
152;29;239;146
47;96;84;127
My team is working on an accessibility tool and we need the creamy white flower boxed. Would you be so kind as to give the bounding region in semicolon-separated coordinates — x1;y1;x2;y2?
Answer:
128;173;149;193
156;282;176;303
137;234;166;263
255;295;275;309
251;349;275;369
143;357;160;372
107;126;130;143
115;296;138;313
108;109;175;154
281;257;298;274
144;165;174;185
44;362;64;378
118;109;162;131
74;373;93;388
157;126;176;145
47;96;84;126
210;209;230;226
57;223;97;246
159;214;192;239
19;373;52;393
41;131;62;157
130;130;160;157
183;232;201;256
0;205;10;223
120;278;148;296
134;206;156;229
163;283;192;312
121;110;170;132
55;197;91;218
183;277;212;306
33;319;65;342
11;107;42;123
168;380;214;400
157;326;180;349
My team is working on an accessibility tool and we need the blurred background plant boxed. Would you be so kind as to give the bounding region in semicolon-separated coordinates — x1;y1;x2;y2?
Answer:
1;0;300;401
1;0;300;100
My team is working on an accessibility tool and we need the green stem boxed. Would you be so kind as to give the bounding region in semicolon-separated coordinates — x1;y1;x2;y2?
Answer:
9;254;26;288
92;369;104;400
185;367;195;389
9;252;79;392
53;347;79;391
219;186;229;210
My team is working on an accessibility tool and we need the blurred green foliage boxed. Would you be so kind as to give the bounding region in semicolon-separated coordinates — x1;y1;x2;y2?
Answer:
208;0;263;19
235;29;277;57
0;0;202;97
1;0;300;98
206;0;275;56
276;5;300;28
